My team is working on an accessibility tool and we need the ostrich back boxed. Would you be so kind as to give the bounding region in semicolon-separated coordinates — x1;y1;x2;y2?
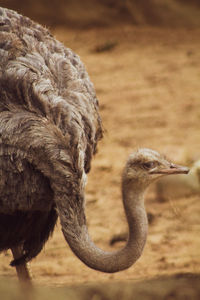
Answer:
0;7;103;264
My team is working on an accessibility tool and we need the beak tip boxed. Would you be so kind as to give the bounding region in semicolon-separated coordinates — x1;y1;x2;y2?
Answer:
185;168;190;174
175;166;190;175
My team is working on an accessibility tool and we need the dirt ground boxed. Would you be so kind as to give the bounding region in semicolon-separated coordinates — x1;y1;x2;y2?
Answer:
1;24;200;295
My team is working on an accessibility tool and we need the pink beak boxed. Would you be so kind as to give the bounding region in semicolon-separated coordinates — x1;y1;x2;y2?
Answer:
150;163;189;175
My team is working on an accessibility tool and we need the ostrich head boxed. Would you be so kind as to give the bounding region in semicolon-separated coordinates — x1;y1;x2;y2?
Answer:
124;148;189;188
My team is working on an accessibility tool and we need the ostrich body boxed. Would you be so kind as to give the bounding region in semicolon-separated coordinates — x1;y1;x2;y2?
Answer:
0;7;189;282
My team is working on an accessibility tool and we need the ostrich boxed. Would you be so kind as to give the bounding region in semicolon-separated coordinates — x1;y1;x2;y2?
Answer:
0;7;189;283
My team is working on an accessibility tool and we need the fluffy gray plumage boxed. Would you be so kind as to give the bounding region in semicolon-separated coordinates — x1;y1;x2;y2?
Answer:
0;7;102;266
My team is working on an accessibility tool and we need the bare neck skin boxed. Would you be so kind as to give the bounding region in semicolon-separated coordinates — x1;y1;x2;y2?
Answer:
56;175;148;273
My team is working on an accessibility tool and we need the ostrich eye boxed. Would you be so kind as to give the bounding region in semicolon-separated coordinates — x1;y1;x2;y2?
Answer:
142;161;156;170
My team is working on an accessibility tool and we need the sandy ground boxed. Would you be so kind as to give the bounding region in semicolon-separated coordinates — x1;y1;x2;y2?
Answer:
0;25;200;289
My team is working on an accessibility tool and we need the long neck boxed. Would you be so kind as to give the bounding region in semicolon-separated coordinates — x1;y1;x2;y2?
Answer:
55;176;148;273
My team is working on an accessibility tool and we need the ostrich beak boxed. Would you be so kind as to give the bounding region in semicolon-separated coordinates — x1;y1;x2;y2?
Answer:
149;163;190;175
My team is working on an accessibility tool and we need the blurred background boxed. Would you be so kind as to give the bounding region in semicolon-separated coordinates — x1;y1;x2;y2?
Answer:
0;1;200;299
1;0;200;28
